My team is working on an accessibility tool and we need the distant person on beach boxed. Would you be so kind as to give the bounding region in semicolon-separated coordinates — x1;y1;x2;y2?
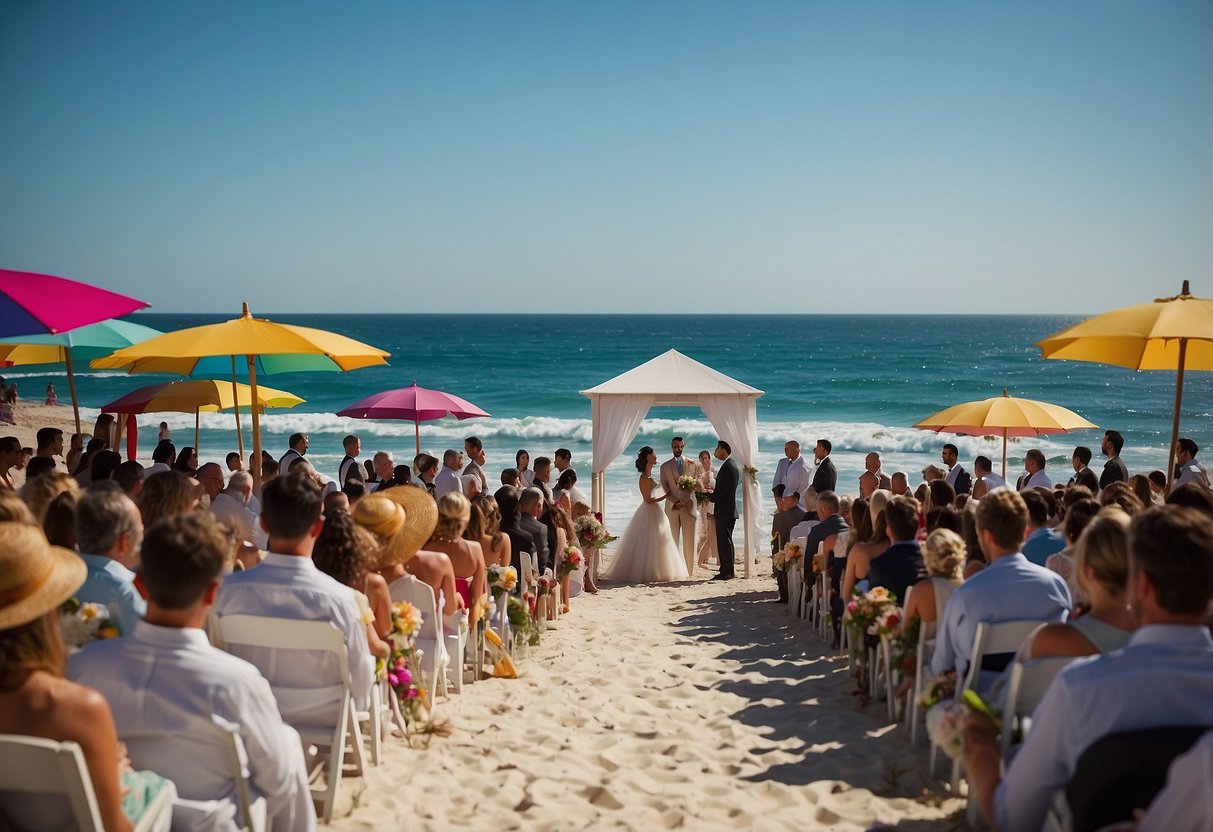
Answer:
1068;445;1093;487
277;432;308;476
1175;437;1210;489
941;443;972;494
338;434;364;487
1101;429;1129;488
70;512;316;831
4;382;16;405
44;382;59;406
35;427;64;469
157;421;169;442
464;436;488;491
1018;449;1052;490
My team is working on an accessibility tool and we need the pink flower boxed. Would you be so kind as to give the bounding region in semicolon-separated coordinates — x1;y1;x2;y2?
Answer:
387;672;399;687
406;688;420;699
398;668;412;687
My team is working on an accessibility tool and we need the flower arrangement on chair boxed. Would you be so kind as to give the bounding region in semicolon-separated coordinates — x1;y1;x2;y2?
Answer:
771;542;803;577
383;600;431;734
60;598;120;650
487;565;518;600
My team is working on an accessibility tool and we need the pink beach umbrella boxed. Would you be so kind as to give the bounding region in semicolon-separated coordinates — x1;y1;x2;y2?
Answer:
337;381;490;454
0;269;149;337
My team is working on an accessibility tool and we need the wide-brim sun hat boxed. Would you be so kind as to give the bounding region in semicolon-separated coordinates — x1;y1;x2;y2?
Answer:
0;522;86;631
352;485;437;567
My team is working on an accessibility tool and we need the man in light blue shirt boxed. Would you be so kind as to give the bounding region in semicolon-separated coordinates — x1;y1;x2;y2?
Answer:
74;481;146;634
1019;488;1065;566
929;489;1071;691
964;505;1213;832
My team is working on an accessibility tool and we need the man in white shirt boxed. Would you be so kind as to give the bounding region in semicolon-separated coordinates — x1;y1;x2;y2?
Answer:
1018;448;1053;490
964;505;1213;832
142;440;175;479
435;449;464;499
213;472;374;728
970;455;1007;499
211;470;258;543
464;437;489;491
780;441;811;511
71;513;315;832
277;432;308;476
942;443;972;494
1175;437;1210;489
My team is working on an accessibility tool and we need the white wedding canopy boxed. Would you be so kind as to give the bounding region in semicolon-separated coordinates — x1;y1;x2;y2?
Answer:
580;349;764;578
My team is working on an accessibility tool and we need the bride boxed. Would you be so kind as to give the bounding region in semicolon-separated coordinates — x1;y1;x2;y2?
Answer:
603;446;690;584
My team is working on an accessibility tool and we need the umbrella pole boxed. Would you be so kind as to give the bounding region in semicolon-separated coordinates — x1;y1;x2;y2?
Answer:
194;408;200;452
415;418;420;456
64;351;82;436
247;355;262;497
1001;431;1008;480
231;356;244;460
1165;338;1187;491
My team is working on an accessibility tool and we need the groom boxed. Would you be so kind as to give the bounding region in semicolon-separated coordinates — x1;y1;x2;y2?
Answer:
659;436;699;575
710;440;739;581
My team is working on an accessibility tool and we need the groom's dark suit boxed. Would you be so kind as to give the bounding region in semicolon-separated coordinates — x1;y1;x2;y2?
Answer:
712;456;740;579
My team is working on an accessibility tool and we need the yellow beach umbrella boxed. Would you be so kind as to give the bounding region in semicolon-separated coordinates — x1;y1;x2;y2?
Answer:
100;379;305;453
92;303;389;491
1037;280;1213;486
913;389;1098;479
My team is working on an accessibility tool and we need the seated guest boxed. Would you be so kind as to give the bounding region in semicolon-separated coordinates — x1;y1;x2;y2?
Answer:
313;509;392;659
392;464;413;487
0;435;20;490
25;456;57;482
468;494;511;569
964;505;1213;832
341;477;367;511
1021;507;1135;661
902;528;966;639
22;471;79;525
74;482;146;634
866;496;924;605
195;462;225;509
213;472;373;728
500;468;522;488
71;513;315;832
1128;473;1154;508
770;484;805;604
1136;729;1213;831
1017;448;1052;490
225;451;243;472
1020;488;1065;566
89;450;122;485
1166;482;1213;516
890;471;913;497
139;470;203;527
143;440;175;478
114;460;145;498
1044;497;1100;601
210;470;257;543
929;489;1071;692
518;486;552;574
842;492;891;599
424;492;487;624
42;489;79;549
1147;469;1168;503
1100;480;1146;514
73;437;107;486
0;523;168;832
35;426;65;468
65;432;86;474
802;491;848;629
494;485;535;576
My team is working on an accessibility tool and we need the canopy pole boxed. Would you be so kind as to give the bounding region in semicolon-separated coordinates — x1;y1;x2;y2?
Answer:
247;354;262;496
742;479;752;579
231;356;244;460
194;408;200;452
1165;338;1187;491
64;351;82;436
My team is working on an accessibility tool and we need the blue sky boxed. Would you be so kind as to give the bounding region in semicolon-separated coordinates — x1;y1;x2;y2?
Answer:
2;1;1210;314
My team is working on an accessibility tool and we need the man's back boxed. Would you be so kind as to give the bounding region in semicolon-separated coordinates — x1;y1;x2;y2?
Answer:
213;554;373;728
1022;526;1065;566
1101;456;1129;488
70;621;314;830
517;513;551;572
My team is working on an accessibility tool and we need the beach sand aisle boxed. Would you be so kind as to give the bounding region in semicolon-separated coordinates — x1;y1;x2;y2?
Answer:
333;567;963;831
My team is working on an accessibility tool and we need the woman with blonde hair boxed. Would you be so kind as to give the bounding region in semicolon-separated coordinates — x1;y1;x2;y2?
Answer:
426;492;486;624
20;471;80;525
137;470;202;527
1022;507;1135;660
902;528;966;638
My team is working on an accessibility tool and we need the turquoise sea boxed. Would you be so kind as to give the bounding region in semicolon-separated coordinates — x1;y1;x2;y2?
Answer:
21;313;1212;521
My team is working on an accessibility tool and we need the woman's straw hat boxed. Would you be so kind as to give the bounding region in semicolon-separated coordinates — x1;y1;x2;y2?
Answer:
0;522;86;631
352;485;437;567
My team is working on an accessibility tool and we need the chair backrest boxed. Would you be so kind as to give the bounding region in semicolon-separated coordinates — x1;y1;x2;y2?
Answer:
1066;724;1208;832
962;619;1046;692
791;536;807;553
518;550;535;589
388;573;441;643
1000;656;1076;759
218;614;350;686
0;734;102;831
835;530;849;556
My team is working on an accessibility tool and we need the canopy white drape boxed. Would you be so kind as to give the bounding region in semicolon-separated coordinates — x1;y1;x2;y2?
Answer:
581;350;764;578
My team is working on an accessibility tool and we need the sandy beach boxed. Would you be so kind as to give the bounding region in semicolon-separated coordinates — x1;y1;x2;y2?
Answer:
331;560;964;831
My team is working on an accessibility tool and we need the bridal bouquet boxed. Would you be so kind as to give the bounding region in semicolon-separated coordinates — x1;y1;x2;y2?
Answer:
557;546;582;578
60;598;120;649
676;474;699;493
488;565;518;599
574;513;617;550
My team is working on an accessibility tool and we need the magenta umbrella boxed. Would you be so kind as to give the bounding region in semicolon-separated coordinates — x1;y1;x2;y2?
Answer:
337;381;490;454
0;269;149;337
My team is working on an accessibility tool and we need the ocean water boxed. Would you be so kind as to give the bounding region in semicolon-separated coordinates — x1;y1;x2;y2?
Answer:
21;313;1212;522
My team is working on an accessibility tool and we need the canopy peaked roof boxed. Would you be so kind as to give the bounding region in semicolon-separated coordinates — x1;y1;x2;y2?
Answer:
581;349;762;405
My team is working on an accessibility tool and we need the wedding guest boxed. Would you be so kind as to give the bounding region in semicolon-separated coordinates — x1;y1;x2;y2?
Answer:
553;457;589;507
1017;449;1051;490
366;450;395;490
70;512;315;831
901;528;965;638
392;464;414;487
313;509;391;659
337;434;364;488
1020;488;1065;565
35;426;64;468
770;485;803;604
921;464;945;484
210;470;257;543
1148;469;1168;502
811;439;837;495
1021;507;1135;661
941;443;972;494
143;440;175;478
277;432;308;476
426;492;487;624
0;435;21;490
500;468;521;488
696;450;717;569
929;489;1071;692
341;477;367;511
866;496;924;606
72;437;107;486
890;471;913;497
971;455;1007;499
139;471;203;527
435;449;464;499
778;441;811;510
1136;729;1213;831
22;471;79;524
1100;429;1129;488
552;468;578;509
196;462;225;507
515;448;534;487
414;453;438;496
1044;497;1100;601
1100;481;1145;515
89;450;122;485
1174;437;1209;488
1068;445;1094;487
924;480;956;516
518;486;552;574
171;446;198;476
841;492;891;600
65;432;86;474
225;452;243;472
964;505;1213;832
551;503;582;610
0;523;158;832
858;470;878;498
75;482;146;635
42;489;79;549
468;495;511;569
802;491;849;629
464;437;488;492
213;472;374;728
494;485;536;576
114;460;145;498
865;452;893;491
532;456;555;507
1127;473;1154;508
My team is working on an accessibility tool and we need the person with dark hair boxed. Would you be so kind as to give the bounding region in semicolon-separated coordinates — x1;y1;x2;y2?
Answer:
391;464;413;487
42;489;79;549
1020;488;1065;566
277;432;308;476
171;446;198;475
711;440;739;580
517;486;552;574
340;476;367;509
313;509;391;659
213;472;373;727
138;470;202;527
1100;429;1128;488
1175;437;1209;489
1166;482;1213;516
414;453;438;496
70;512;316;831
35;426;64;467
493;485;534;576
114;460;145;497
1018;449;1052;490
0;435;21;490
1046;497;1102;600
515;448;533;488
88;450;122;484
602;446;687;583
144;439;175;478
463;436;488;492
942;443;972;494
225;451;243;472
811;439;837;495
929;489;1071;692
1147;469;1168;502
75;482;146;633
23;455;57;482
964;505;1213;832
866;496;924;605
500;468;521;487
1069;445;1094;487
971;455;1007;499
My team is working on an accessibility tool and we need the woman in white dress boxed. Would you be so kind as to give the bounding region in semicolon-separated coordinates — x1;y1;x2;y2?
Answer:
603;446;690;583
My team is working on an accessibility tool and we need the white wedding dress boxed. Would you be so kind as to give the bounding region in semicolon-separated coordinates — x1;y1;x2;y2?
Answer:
603;476;690;583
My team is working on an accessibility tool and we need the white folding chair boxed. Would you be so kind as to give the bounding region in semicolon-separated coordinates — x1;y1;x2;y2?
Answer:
388;573;448;701
355;675;386;765
518;551;537;596
999;656;1075;762
0;734;175;832
216;615;362;824
906;627;935;746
